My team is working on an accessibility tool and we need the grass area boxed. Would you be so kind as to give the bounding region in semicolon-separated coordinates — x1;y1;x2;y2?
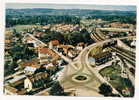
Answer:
100;64;121;77
99;64;134;96
6;25;41;32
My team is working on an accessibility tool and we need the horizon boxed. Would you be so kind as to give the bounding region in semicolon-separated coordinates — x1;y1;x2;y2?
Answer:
6;3;136;11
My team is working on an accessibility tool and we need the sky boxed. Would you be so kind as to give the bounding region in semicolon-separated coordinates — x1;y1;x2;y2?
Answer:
6;3;136;11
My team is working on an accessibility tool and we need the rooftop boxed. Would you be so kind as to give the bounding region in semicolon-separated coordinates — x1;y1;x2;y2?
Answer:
20;58;40;68
39;48;60;59
59;45;74;50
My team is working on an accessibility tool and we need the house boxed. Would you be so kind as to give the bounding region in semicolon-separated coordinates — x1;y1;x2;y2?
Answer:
5;52;13;62
130;40;136;47
38;48;60;64
58;45;75;55
67;48;77;59
58;45;77;58
24;66;38;75
23;34;45;48
33;31;45;38
43;63;54;69
5;37;12;51
49;40;60;49
42;62;59;72
42;25;51;30
23;62;40;75
19;58;40;71
24;72;49;92
4;85;27;95
4;78;27;95
40;59;63;73
76;42;85;51
25;36;36;44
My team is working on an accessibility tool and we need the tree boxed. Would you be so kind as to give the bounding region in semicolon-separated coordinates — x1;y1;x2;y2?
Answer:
99;83;113;96
41;31;65;43
49;81;66;96
4;61;18;76
10;43;37;61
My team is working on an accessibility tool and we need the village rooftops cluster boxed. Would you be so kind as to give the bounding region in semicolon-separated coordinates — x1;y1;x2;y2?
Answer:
50;24;80;33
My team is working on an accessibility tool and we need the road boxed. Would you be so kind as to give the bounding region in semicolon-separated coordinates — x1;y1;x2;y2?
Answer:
25;33;118;96
59;40;123;96
90;30;135;88
13;32;135;96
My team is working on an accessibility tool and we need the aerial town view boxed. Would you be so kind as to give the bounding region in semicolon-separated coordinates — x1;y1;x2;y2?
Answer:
4;3;136;97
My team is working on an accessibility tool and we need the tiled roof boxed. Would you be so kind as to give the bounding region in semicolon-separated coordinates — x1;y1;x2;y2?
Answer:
39;48;51;54
42;25;50;29
20;58;40;68
59;45;74;49
39;48;60;58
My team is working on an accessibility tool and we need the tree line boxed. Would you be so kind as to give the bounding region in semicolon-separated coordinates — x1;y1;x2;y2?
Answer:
6;15;80;27
39;28;94;45
87;15;136;25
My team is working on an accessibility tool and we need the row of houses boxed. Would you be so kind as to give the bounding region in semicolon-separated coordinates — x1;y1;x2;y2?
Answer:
106;22;135;29
49;40;85;59
23;34;85;60
4;72;50;95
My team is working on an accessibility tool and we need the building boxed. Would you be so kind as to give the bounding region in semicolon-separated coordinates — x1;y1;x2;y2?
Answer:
130;40;136;47
58;45;75;55
23;34;45;48
42;61;59;71
24;72;49;92
91;51;112;66
19;58;40;70
76;42;85;51
33;31;45;38
5;52;13;62
38;47;60;64
67;48;77;59
42;25;51;30
4;78;27;95
4;85;27;95
24;66;38;75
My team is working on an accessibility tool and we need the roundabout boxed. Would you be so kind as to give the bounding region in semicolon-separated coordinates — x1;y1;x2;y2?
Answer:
71;73;92;83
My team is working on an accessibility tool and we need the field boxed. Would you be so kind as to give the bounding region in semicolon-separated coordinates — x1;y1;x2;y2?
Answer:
6;25;41;32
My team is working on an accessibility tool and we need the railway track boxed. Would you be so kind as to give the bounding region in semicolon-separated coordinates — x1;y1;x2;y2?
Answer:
111;47;135;62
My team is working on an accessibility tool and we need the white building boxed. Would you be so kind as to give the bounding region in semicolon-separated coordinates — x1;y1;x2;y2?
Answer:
24;66;37;75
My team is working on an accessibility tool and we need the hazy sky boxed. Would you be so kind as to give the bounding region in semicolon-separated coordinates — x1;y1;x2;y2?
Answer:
6;3;136;11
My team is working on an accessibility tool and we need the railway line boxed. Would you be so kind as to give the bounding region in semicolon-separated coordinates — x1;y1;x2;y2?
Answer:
111;47;135;62
90;30;135;67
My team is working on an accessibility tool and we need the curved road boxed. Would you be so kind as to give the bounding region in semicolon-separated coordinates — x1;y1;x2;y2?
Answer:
25;33;135;96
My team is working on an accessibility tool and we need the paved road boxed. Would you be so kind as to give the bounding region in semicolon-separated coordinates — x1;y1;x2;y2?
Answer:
22;33;135;96
59;40;123;96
